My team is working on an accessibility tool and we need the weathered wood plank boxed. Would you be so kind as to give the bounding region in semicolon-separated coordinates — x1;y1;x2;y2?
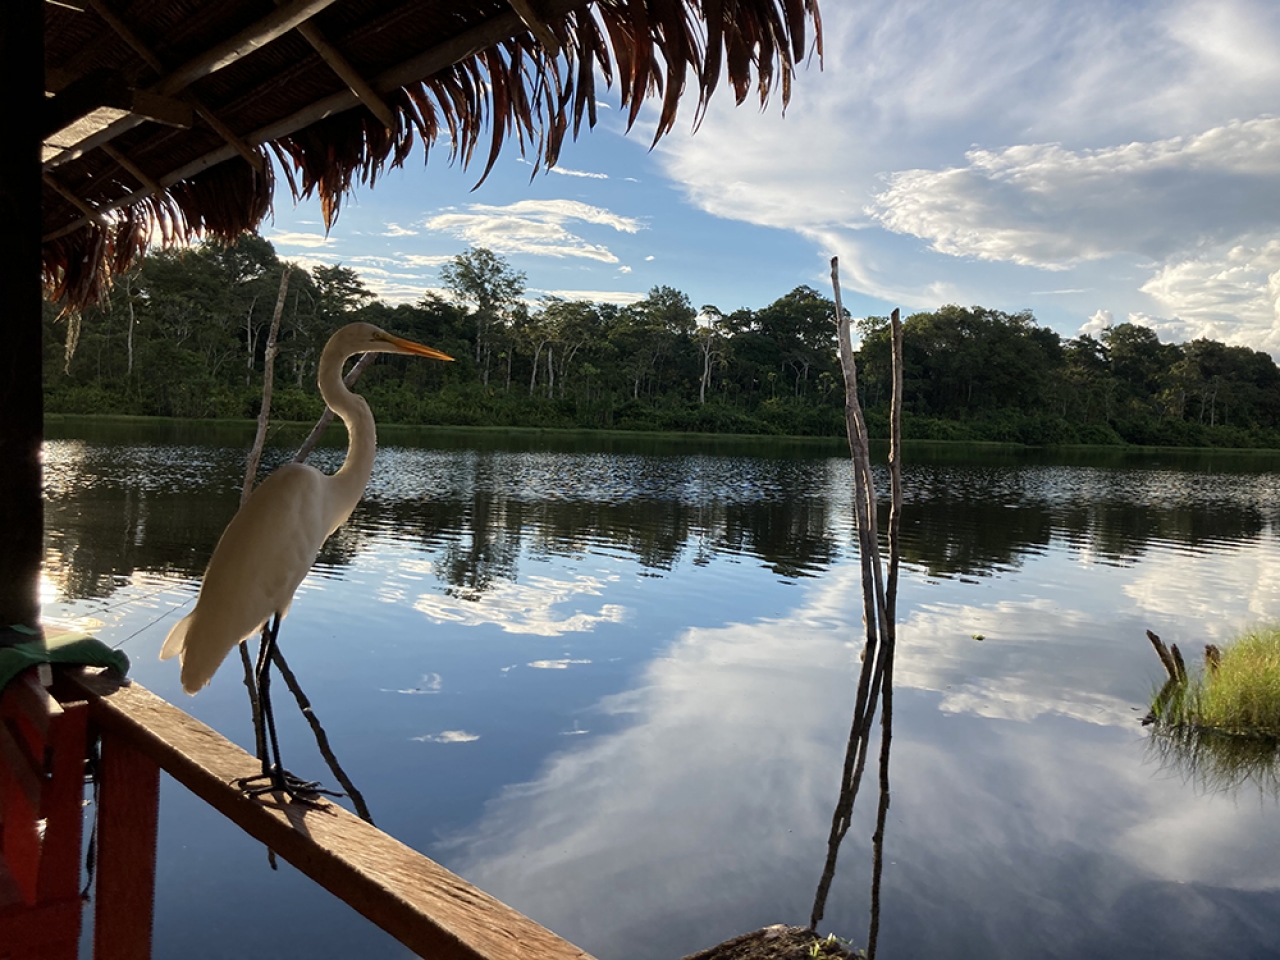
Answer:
93;726;160;960
60;669;594;960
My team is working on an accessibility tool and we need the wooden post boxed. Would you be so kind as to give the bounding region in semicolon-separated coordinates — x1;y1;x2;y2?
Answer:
93;728;161;960
0;0;45;630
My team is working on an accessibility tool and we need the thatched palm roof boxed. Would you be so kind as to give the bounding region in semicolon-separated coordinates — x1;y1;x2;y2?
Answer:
42;0;822;307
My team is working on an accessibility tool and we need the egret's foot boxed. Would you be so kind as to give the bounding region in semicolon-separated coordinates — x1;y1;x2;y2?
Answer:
237;765;343;805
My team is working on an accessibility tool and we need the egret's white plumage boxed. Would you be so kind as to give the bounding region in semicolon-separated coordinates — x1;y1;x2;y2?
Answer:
161;322;452;693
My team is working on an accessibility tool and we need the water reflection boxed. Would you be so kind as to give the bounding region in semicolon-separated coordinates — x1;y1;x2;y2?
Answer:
42;438;1280;610
37;424;1280;960
1148;726;1280;800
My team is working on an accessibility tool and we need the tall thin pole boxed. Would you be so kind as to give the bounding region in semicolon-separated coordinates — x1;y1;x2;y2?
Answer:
0;2;45;630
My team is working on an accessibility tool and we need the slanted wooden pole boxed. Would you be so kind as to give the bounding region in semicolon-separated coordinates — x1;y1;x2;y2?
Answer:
0;0;45;631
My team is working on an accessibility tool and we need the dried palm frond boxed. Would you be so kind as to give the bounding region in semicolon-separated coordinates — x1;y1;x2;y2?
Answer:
43;0;821;308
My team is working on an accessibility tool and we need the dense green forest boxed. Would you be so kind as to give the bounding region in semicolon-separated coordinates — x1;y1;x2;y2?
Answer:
43;234;1280;447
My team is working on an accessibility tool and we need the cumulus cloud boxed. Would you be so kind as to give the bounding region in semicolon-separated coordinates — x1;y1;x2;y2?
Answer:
652;0;1280;342
870;119;1280;269
1139;240;1280;348
382;223;418;236
420;199;644;263
1080;309;1113;337
267;230;335;249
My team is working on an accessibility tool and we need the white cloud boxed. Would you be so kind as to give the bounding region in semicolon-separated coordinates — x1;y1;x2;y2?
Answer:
413;730;480;743
1139;239;1280;349
267;230;335;249
401;254;455;267
652;0;1280;344
870;118;1280;269
548;165;608;180
382;223;418;237
527;659;592;670
532;288;647;306
420;199;644;263
1080;309;1113;338
618;265;632;274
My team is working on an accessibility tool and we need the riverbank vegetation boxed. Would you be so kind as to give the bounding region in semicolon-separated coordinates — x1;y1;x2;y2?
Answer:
43;235;1280;447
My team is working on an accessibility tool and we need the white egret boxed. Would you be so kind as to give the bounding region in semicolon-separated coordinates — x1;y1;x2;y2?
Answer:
161;322;452;796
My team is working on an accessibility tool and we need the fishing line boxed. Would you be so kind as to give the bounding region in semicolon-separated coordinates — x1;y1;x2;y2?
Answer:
110;593;195;650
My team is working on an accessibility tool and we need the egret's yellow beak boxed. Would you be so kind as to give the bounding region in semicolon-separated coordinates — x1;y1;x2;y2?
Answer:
381;333;453;361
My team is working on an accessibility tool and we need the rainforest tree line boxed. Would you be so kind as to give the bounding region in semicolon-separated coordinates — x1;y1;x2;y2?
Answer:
42;234;1280;447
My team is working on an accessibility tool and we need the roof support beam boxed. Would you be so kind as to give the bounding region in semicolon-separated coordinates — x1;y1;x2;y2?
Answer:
101;142;164;196
43;173;107;224
45;0;595;242
507;0;561;56
154;0;342;96
1;0;45;631
43;68;193;139
291;16;397;130
62;0;266;172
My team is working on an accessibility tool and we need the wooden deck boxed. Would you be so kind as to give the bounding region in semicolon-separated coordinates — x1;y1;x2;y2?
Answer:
1;666;595;960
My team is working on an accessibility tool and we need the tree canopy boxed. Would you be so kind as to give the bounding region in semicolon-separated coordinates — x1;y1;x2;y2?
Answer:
43;236;1280;448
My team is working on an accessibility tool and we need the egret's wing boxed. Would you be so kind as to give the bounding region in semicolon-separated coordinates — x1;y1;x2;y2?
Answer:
167;463;332;693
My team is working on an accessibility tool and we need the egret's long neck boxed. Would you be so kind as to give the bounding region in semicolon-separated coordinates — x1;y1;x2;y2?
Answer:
318;345;376;528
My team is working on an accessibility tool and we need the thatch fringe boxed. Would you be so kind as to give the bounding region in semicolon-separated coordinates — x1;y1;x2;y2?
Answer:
44;0;820;308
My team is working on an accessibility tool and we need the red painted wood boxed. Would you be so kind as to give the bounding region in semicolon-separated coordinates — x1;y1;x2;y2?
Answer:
37;701;88;903
0;732;41;906
92;728;160;960
0;897;81;958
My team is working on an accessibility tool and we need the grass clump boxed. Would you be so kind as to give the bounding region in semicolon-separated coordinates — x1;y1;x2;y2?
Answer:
1193;626;1280;737
1146;626;1280;797
1148;625;1280;738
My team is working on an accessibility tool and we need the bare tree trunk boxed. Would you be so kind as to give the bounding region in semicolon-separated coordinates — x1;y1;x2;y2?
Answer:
124;276;136;376
529;342;543;395
810;262;904;956
240;268;291;503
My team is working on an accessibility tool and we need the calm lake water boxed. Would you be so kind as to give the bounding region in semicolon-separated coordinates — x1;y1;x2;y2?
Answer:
41;419;1280;959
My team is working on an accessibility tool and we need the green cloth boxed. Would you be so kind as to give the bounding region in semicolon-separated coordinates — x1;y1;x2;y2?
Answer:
0;628;130;691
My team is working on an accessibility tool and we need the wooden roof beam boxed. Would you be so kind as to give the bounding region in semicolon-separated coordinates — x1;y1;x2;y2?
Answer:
286;13;397;131
154;0;343;97
101;142;164;196
507;0;562;57
69;0;266;172
43;173;107;225
44;0;594;242
43;68;192;140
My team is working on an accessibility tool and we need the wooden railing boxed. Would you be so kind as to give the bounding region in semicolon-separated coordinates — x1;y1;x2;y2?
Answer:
3;666;595;960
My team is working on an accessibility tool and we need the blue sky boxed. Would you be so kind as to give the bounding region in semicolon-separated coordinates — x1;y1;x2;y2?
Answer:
266;0;1280;351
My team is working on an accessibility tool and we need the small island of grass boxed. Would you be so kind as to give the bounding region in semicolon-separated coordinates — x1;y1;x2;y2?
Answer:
1147;626;1280;738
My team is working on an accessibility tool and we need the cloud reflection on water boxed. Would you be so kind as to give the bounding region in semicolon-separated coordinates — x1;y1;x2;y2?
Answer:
441;541;1280;958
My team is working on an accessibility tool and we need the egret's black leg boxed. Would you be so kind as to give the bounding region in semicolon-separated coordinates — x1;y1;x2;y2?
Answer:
236;613;339;804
